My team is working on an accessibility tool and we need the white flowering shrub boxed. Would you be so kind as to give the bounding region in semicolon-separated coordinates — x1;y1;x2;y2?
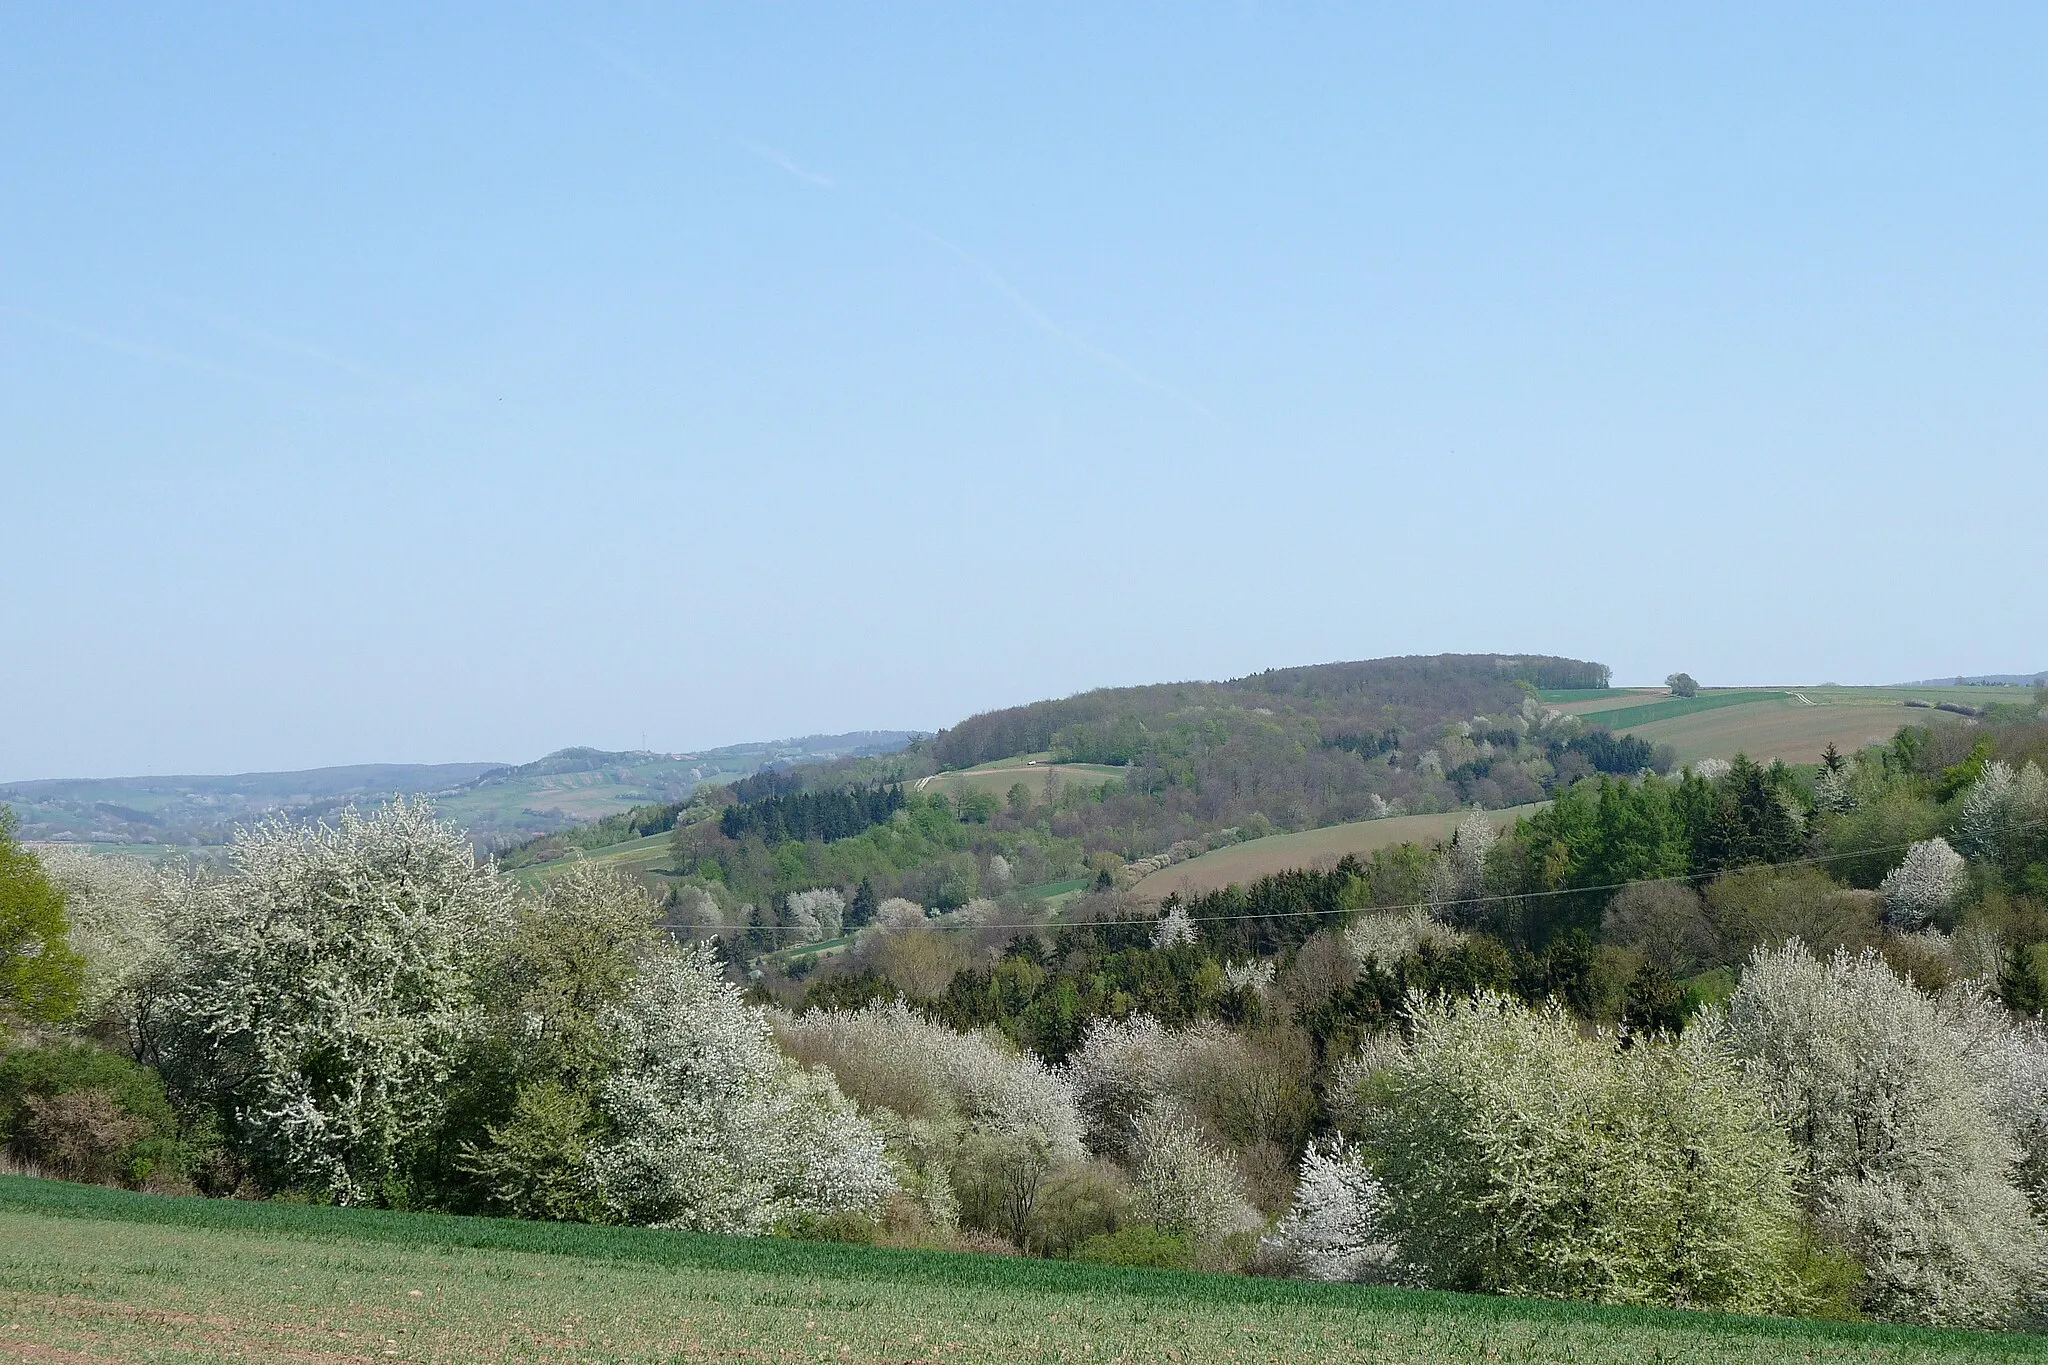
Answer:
1064;1014;1175;1160
1693;757;1733;782
1360;991;1802;1312
1130;1100;1258;1250
1344;908;1466;970
1065;1015;1310;1171
1813;764;1856;815
1943;983;2048;1213
774;1000;1085;1158
984;854;1014;892
1261;1139;1399;1282
782;888;844;943
1222;959;1275;994
1152;902;1197;949
1452;809;1496;877
875;897;928;929
1423;810;1496;924
594;945;893;1232
1727;943;2047;1326
666;883;728;939
1959;760;2048;862
39;846;169;1039
1878;837;1967;929
155;799;513;1203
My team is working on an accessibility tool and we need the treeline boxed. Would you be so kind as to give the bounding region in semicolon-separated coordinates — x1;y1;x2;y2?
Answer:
930;654;1609;770
718;783;905;845
800;712;2048;1069
510;654;1635;904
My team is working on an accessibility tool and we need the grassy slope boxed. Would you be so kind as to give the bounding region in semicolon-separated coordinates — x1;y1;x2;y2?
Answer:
1609;689;1999;767
0;1179;2030;1365
919;760;1129;800
1543;686;2027;767
1133;806;1544;901
507;829;681;889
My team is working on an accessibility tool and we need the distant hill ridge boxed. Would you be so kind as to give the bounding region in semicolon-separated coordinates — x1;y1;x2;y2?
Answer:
931;653;1609;770
1897;671;2048;687
2;732;924;849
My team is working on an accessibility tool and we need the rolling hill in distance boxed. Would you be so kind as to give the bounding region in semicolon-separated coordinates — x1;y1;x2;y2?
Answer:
0;732;921;851
476;655;2043;922
10;655;2040;893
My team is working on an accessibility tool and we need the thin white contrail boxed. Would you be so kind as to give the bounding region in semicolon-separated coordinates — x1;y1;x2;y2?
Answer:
162;297;391;385
0;305;252;383
896;218;1213;420
739;139;836;188
579;35;1212;421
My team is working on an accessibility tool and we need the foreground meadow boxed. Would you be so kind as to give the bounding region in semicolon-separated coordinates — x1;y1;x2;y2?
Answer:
1;1179;2035;1365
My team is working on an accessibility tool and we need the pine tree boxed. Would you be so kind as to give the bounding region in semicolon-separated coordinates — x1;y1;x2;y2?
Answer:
847;878;879;929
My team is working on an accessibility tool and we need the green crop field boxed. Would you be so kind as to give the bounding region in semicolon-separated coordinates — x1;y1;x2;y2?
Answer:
509;830;681;890
1597;688;2016;767
919;761;1128;802
0;1179;2029;1365
1571;691;1793;729
1134;806;1545;901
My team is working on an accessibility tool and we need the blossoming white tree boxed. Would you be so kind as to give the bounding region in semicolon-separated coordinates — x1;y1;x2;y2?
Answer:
1151;902;1197;949
593;944;893;1232
1726;943;2047;1327
782;887;844;943
1361;990;1802;1312
1959;760;2048;862
1262;1139;1399;1282
1878;837;1967;929
775;999;1085;1158
1344;908;1465;970
1425;809;1495;924
1221;959;1275;994
1064;1014;1175;1160
40;845;168;1043
155;799;513;1203
1130;1100;1257;1252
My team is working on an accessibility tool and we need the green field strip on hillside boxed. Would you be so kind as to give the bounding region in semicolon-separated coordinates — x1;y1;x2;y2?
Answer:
1536;688;1641;701
1591;691;1791;731
1023;876;1092;898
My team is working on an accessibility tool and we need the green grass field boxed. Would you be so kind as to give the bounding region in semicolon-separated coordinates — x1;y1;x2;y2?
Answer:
919;760;1129;802
1599;688;2011;767
1573;691;1792;729
1134;807;1545;901
0;1178;2031;1364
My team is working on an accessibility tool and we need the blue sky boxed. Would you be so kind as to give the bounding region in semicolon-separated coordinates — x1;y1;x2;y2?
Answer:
3;5;2044;780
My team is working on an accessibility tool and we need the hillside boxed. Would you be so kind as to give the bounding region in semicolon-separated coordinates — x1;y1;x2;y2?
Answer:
518;657;2037;918
1584;685;2024;766
1131;804;1543;901
0;732;920;850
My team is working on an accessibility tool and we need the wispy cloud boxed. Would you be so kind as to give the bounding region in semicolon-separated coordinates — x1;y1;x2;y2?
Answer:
739;139;836;189
576;37;1206;419
897;220;1213;421
580;36;670;99
0;305;252;384
163;297;390;385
